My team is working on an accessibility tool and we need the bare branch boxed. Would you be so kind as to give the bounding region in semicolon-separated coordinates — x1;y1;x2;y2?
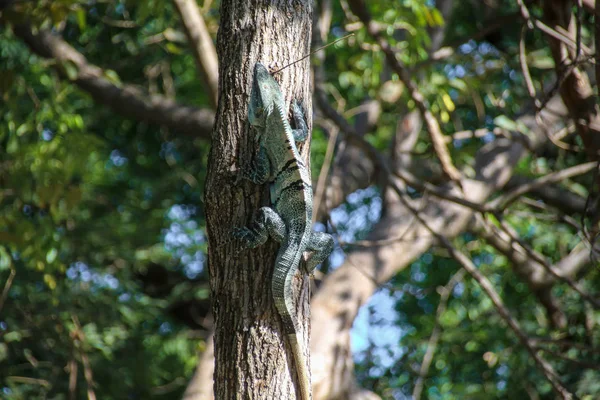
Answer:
182;334;215;400
486;161;597;211
13;24;215;139
506;175;591;215
519;25;539;106
71;315;97;400
172;0;219;108
473;213;597;326
312;124;339;223
0;263;16;314
494;216;600;308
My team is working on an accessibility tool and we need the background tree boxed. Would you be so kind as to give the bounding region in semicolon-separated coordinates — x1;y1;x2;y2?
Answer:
1;0;599;399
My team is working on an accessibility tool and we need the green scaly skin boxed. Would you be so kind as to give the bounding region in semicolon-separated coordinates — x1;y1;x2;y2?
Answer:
234;63;334;400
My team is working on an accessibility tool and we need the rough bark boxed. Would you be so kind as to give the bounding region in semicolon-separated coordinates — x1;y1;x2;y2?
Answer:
204;1;314;399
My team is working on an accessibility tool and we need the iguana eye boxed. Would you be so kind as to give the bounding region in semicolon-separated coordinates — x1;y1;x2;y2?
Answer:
255;107;264;116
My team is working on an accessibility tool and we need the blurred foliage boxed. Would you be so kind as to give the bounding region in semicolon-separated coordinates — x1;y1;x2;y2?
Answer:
336;1;599;399
1;1;213;398
0;0;598;399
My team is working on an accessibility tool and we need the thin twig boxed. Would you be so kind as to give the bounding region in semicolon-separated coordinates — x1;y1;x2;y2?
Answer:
517;0;533;28
6;376;51;387
68;358;78;400
71;316;97;400
531;337;600;354
575;0;583;61
486;161;597;211
519;25;539;106
446;128;502;143
312;125;339;224
538;347;600;369
172;0;219;107
534;19;593;56
413;269;466;400
0;264;16;314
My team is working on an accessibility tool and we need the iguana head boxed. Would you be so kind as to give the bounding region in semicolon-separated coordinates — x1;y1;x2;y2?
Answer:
248;63;284;129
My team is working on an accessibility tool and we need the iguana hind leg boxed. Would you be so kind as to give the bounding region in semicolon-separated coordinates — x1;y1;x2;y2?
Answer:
233;207;286;248
304;231;334;273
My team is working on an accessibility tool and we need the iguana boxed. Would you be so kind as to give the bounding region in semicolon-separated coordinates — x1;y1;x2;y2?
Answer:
234;62;334;400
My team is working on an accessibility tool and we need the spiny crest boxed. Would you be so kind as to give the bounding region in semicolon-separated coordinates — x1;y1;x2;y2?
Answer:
249;63;283;126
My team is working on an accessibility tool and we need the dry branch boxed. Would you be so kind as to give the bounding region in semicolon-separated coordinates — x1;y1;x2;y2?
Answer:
172;0;219;108
13;24;215;139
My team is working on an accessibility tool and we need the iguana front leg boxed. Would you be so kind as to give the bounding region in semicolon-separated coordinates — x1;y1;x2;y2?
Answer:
291;100;308;143
233;207;286;248
240;146;271;185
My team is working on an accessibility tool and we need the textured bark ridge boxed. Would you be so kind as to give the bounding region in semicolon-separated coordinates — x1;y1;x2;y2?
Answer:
205;1;313;398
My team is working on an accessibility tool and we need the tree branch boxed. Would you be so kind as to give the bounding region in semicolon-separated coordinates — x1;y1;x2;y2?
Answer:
182;333;215;400
505;175;591;215
486;161;597;211
172;0;219;108
12;24;215;139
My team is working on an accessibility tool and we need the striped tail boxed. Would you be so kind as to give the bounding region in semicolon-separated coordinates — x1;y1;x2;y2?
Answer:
272;242;304;335
272;241;311;399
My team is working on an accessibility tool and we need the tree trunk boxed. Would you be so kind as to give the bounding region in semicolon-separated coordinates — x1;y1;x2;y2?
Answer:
204;1;313;398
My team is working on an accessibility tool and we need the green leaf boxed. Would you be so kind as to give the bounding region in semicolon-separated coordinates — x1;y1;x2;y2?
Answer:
493;115;517;131
104;70;122;85
165;42;183;54
76;8;87;30
0;247;12;270
4;331;22;342
46;248;58;263
60;59;79;81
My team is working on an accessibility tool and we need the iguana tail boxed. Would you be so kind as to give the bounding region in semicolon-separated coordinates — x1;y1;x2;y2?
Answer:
272;242;311;400
272;243;301;334
288;333;310;400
